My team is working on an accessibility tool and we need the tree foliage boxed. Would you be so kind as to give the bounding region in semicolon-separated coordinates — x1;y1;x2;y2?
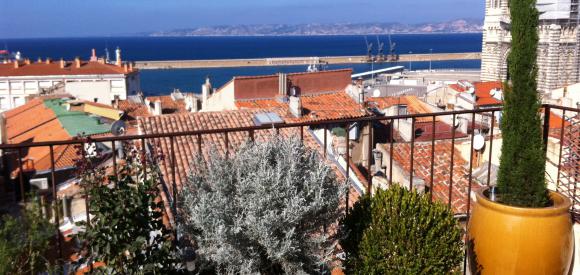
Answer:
76;146;182;274
497;0;549;206
0;201;53;275
179;137;346;274
340;185;463;274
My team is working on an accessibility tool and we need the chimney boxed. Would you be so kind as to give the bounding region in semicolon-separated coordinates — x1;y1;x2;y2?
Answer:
153;100;162;116
129;62;133;72
74;57;81;68
113;95;120;109
145;98;151;113
201;76;212;110
276;73;289;103
278;73;288;96
13;61;19;69
90;48;97;62
37;57;42;63
45;58;51;64
123;63;128;73
289;96;303;118
59;59;65;69
24;58;31;65
115;47;122;66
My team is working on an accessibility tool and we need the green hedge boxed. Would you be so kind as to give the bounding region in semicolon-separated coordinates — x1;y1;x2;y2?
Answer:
340;185;463;274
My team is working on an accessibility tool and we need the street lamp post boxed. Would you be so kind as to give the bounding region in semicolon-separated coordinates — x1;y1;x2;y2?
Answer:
409;51;413;71
429;48;433;72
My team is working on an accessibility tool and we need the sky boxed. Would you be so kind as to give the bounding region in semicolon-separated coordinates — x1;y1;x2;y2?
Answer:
0;0;485;38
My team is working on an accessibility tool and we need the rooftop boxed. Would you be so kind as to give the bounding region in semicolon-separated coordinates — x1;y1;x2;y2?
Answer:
0;60;135;77
236;91;368;123
449;81;503;107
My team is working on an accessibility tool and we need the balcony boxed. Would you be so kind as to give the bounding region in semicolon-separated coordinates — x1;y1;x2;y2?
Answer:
0;104;578;273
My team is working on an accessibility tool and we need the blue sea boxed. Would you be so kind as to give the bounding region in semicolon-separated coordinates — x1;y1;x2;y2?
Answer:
2;34;482;95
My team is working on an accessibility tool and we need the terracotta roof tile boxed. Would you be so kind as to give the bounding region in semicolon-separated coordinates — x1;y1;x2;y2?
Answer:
384;141;483;214
236;91;368;123
0;60;135;77
367;95;439;123
228;69;352;100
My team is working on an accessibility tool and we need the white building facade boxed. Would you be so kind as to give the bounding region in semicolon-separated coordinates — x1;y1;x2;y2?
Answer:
481;0;580;92
0;49;140;112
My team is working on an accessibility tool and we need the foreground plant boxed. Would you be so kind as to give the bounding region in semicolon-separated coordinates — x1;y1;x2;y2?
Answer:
179;137;346;274
497;0;549;207
0;201;53;275
340;185;463;274
76;145;182;274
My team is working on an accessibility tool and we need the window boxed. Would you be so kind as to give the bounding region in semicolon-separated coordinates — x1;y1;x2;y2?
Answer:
0;97;8;110
13;96;24;107
0;82;8;90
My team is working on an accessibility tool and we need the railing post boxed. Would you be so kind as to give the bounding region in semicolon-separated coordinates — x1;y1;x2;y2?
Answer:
50;145;63;259
543;106;551;153
409;117;416;190
389;118;395;186
345;123;350;215
556;110;566;189
366;121;373;195
429;115;436;202
17;148;25;202
448;114;456;209
486;111;495;186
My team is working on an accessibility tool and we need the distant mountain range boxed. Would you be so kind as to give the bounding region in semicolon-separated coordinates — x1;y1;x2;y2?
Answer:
147;20;483;37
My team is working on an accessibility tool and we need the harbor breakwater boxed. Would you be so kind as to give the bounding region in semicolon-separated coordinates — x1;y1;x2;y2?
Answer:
134;52;481;69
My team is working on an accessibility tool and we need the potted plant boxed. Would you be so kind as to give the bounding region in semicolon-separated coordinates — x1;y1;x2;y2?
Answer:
467;0;573;273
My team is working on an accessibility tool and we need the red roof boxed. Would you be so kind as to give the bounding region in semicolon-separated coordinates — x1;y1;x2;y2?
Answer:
385;141;483;214
450;81;503;106
0;60;135;77
236;91;368;123
226;69;352;100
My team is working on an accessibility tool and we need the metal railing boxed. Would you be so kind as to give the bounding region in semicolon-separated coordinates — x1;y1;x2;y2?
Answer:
0;104;578;272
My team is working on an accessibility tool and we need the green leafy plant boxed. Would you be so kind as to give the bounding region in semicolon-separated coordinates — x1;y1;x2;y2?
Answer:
340;185;463;274
179;137;346;274
497;0;550;207
0;200;54;275
76;146;182;274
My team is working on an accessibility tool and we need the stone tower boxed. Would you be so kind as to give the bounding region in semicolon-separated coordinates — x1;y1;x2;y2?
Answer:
481;0;580;93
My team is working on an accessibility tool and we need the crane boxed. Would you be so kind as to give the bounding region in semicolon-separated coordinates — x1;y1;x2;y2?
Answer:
376;36;385;62
364;36;374;62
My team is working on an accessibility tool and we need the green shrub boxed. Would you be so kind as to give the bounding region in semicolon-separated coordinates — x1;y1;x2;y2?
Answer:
340;185;463;274
0;201;54;275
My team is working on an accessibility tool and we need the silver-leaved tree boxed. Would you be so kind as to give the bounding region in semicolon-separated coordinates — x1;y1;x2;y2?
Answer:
179;136;346;274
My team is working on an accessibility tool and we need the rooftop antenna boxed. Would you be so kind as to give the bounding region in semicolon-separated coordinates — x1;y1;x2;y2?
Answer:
376;36;385;62
364;36;373;62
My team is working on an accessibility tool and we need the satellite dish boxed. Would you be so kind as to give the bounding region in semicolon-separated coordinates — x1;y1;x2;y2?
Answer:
111;120;127;136
467;87;475;94
473;134;486;151
454;119;462;129
373;89;381;97
490;89;496;97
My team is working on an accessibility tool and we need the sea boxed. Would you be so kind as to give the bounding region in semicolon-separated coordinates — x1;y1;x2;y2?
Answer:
2;34;483;95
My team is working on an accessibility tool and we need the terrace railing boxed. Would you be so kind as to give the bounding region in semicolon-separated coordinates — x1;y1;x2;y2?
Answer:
0;104;578;273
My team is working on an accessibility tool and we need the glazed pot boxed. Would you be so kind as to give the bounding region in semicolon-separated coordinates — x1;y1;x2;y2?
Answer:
468;188;573;275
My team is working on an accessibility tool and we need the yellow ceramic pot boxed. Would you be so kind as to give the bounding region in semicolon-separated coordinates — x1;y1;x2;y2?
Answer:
468;188;573;275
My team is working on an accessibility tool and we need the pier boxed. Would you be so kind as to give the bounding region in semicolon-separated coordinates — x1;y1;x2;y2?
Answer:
134;52;481;70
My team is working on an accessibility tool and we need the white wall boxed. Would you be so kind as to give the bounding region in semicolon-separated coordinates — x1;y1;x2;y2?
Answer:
203;82;236;111
65;81;112;104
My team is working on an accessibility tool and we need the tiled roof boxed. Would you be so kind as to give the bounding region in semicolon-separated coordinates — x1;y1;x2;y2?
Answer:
367;95;438;122
118;99;150;120
146;95;191;114
0;60;135;77
3;97;111;177
229;69;352;100
118;95;194;121
384;141;483;214
449;81;503;107
137;110;360;223
235;91;368;123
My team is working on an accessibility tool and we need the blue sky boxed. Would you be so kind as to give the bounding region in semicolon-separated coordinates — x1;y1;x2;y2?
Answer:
0;0;484;38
